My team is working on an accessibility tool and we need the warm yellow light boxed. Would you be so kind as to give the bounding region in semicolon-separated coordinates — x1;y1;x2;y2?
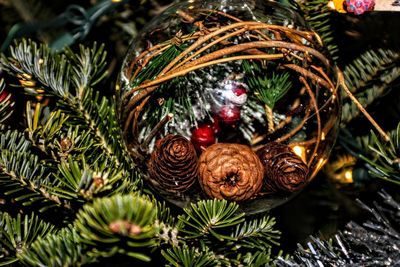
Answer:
292;145;306;162
22;73;32;80
316;158;326;172
327;1;336;10
19;80;36;87
344;170;353;183
321;132;326;141
329;0;347;13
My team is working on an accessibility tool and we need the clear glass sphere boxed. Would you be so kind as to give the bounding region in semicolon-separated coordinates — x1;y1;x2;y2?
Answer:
118;0;341;214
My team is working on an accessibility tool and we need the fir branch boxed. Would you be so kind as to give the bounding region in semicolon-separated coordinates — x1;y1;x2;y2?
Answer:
243;61;292;110
178;199;245;241
0;130;72;212
300;0;338;59
0;79;14;125
170;200;281;266
1;40;139;185
243;60;292;132
162;244;220;267
65;43;108;92
51;157;131;202
344;49;400;93
74;194;159;262
18;226;94;267
0;129;30;152
156;200;175;227
341;49;400;124
358;123;400;184
72;89;127;168
0;212;57;266
25;102;71;160
1;39;71;97
240;251;275;267
230;216;280;250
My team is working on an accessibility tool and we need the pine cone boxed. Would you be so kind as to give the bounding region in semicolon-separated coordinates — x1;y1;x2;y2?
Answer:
148;135;198;194
257;142;309;193
199;143;263;201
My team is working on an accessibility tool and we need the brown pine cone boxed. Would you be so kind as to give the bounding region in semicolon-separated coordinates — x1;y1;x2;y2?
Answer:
198;143;263;201
148;134;198;194
257;142;309;193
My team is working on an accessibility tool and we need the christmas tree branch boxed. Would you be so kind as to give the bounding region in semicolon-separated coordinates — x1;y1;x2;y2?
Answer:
341;49;400;124
0;130;73;212
170;199;281;266
162;244;221;267
18;226;94;267
1;41;134;170
357;122;400;184
300;0;338;59
0;212;57;266
74;194;159;262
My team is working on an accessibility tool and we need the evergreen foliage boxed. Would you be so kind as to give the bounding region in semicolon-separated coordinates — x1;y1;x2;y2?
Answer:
0;130;72;213
341;49;400;124
0;212;57;265
243;61;292;110
300;0;338;59
359;122;400;184
74;194;158;262
162;245;220;267
172;200;280;265
18;226;93;267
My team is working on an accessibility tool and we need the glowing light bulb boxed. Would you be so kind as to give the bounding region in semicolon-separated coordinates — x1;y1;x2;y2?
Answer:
292;145;306;163
344;170;353;183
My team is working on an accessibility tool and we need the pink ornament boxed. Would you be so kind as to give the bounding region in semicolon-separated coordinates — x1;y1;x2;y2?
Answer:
346;0;375;14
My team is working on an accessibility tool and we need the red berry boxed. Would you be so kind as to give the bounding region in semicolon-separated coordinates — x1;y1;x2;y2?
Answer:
218;105;241;125
191;124;216;151
233;86;247;96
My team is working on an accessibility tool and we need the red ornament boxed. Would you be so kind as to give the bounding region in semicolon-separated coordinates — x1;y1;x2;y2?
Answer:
191;124;216;151
218;105;241;125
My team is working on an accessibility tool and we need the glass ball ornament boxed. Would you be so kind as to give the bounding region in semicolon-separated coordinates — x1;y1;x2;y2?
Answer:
117;0;341;214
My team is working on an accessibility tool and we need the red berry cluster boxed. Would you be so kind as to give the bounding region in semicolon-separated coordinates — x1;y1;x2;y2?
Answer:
191;82;248;151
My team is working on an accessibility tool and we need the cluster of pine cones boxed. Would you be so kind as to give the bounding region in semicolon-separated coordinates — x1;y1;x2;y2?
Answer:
148;134;309;202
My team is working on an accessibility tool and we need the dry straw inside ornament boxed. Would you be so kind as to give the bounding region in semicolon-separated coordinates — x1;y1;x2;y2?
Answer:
121;8;341;177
